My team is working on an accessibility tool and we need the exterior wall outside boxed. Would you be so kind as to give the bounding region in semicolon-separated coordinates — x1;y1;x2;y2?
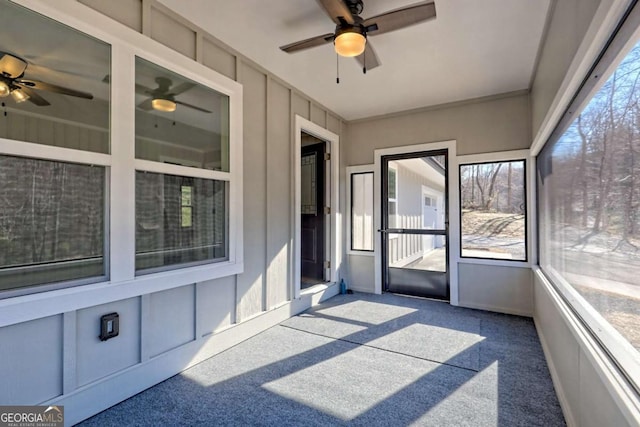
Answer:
0;0;344;424
388;161;445;267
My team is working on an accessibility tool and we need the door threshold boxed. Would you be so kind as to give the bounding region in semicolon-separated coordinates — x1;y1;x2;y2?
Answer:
301;282;333;296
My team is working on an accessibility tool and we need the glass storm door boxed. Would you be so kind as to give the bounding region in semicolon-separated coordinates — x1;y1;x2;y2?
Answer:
381;150;449;300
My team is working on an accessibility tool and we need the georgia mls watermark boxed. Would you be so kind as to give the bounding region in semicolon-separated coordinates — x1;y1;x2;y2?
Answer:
0;406;63;427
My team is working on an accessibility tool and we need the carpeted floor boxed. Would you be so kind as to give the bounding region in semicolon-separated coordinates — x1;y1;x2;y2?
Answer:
78;292;565;426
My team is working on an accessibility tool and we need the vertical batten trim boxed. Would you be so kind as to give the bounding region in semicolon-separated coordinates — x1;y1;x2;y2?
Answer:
263;75;271;312
139;294;150;362
195;31;204;63
62;311;77;395
141;0;152;36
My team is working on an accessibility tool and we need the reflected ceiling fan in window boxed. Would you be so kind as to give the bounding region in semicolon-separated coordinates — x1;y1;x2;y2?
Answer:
135;77;212;114
279;0;437;74
0;51;93;106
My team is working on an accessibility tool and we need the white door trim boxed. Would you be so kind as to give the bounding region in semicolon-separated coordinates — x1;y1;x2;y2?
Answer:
293;116;340;299
374;140;459;305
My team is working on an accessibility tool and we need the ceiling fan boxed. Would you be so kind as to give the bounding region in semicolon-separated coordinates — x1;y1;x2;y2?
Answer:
0;51;93;106
280;0;437;73
136;77;212;113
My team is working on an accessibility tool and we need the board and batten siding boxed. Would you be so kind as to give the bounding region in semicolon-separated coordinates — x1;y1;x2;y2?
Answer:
0;1;343;424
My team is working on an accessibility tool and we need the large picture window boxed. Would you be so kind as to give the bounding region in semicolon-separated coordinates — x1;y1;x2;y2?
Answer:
538;12;640;389
460;160;526;261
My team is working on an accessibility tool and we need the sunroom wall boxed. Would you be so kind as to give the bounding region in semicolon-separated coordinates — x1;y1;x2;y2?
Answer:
345;92;534;315
0;0;344;424
531;0;640;425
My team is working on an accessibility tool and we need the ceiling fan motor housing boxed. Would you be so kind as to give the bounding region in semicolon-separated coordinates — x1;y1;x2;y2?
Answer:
345;0;364;15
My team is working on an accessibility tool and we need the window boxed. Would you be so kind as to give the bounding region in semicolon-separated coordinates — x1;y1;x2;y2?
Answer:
135;172;226;271
0;156;106;292
538;5;640;390
0;2;110;153
388;165;398;229
350;171;374;251
460;160;526;261
181;185;193;227
135;57;229;171
135;57;231;273
0;1;110;295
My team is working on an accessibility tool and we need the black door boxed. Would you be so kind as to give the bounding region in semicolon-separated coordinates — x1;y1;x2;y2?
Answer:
301;142;325;282
381;150;449;300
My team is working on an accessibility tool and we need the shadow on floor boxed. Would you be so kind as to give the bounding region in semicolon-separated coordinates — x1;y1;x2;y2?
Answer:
78;292;565;426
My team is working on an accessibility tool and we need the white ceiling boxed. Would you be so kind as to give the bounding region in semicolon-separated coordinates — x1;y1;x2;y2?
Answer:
158;0;551;121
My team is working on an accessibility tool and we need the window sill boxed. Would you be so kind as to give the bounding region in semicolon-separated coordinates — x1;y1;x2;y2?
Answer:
0;259;243;328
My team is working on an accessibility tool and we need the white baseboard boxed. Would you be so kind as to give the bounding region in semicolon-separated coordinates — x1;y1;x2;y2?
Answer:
458;301;532;318
48;283;339;426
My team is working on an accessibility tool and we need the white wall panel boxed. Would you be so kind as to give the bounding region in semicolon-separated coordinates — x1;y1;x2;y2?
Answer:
79;0;142;32
202;37;237;80
266;79;292;309
348;255;375;293
150;5;196;59
459;263;532;316
76;298;141;387
197;276;235;336
236;63;267;320
0;315;63;404
147;285;196;358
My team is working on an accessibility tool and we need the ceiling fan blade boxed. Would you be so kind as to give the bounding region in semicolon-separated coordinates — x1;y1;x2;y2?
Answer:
169;82;196;96
363;1;436;36
16;85;50;106
316;0;355;25
280;33;335;53
135;83;153;95
18;79;93;100
175;100;212;114
0;52;28;78
355;41;381;71
137;99;153;111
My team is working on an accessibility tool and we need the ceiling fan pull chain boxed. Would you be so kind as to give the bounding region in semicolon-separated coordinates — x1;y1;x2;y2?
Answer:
336;53;340;84
363;47;367;74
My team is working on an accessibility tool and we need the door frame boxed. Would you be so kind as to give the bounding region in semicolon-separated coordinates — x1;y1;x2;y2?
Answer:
374;140;460;304
294;115;340;299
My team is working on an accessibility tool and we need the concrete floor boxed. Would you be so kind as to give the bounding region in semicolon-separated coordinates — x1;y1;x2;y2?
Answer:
79;292;565;426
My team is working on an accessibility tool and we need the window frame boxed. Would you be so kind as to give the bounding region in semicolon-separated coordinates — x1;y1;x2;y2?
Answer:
133;54;234;275
0;0;243;313
457;150;532;268
534;0;640;395
347;165;375;255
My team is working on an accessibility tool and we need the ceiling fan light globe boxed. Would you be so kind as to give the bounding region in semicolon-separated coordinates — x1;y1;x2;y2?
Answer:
151;98;176;112
10;88;29;103
0;81;10;97
334;31;366;57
